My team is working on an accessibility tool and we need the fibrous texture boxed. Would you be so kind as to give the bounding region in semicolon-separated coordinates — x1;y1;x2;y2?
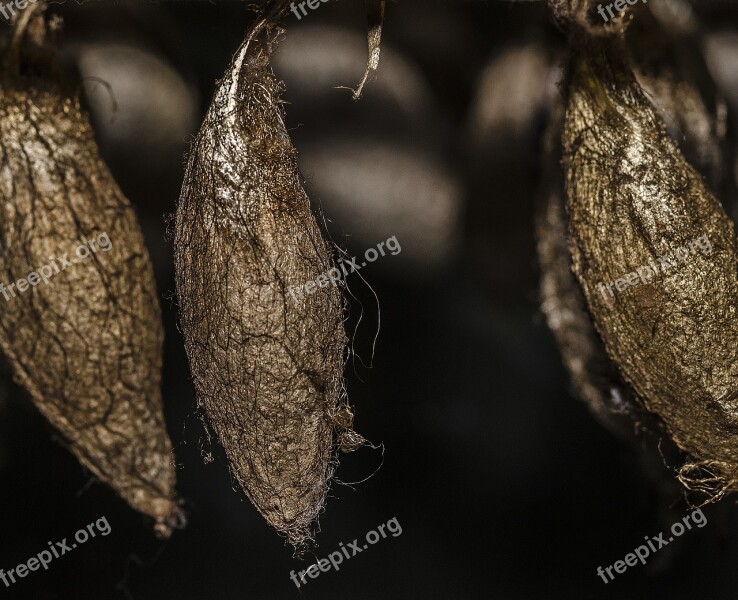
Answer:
174;22;359;549
563;32;738;499
539;3;731;442
0;19;180;535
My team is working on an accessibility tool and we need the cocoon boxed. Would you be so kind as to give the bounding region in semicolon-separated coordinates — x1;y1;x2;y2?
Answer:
0;12;181;535
174;21;360;549
563;31;738;499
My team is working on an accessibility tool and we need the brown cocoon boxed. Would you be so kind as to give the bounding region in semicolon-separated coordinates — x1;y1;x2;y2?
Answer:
563;32;738;500
174;22;359;550
0;15;181;536
542;2;731;440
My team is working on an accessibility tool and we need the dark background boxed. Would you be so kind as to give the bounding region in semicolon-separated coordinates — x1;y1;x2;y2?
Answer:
1;1;738;598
